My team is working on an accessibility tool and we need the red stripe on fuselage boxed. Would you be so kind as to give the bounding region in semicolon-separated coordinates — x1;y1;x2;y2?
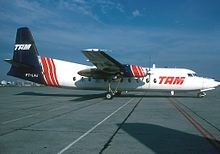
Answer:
131;65;139;77
137;66;143;76
140;67;145;76
40;57;59;87
51;58;59;86
45;57;57;86
39;57;47;85
41;57;53;86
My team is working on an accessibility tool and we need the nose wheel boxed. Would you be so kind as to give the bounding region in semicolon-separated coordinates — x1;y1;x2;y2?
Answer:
197;92;206;98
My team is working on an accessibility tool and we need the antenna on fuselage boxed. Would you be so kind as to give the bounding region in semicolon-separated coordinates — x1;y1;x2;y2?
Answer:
146;55;152;86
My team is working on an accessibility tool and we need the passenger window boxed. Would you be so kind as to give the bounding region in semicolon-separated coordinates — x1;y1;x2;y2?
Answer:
146;78;149;83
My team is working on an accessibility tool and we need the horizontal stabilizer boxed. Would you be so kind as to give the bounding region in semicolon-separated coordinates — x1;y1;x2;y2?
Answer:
4;59;34;68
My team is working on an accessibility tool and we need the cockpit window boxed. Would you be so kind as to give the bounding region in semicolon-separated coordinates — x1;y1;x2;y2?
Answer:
188;73;193;77
188;73;197;77
193;73;197;76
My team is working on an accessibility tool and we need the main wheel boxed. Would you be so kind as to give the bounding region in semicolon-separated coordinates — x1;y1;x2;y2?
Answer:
105;93;113;99
197;92;206;98
114;91;122;96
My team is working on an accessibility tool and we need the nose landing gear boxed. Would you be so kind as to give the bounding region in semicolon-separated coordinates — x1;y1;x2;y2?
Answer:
197;92;206;98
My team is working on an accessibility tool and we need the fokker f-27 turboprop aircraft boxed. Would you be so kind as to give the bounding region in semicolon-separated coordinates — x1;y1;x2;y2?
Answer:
5;27;220;99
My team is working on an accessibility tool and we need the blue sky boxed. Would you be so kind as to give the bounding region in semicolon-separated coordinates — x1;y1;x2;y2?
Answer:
1;0;220;81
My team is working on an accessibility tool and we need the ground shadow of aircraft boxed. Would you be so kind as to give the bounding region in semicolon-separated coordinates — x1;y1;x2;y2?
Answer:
119;93;197;98
16;91;196;102
119;123;218;154
16;92;106;101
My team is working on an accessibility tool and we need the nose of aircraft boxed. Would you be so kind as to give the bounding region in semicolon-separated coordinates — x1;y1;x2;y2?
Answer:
211;79;220;87
214;80;220;87
203;78;220;89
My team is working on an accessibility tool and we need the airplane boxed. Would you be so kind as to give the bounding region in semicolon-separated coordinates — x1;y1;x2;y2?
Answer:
4;27;220;99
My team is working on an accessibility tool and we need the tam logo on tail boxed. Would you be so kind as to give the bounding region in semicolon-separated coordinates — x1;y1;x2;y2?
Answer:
14;44;31;51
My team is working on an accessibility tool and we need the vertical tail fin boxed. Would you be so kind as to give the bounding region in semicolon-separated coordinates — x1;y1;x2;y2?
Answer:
5;27;45;84
13;27;39;67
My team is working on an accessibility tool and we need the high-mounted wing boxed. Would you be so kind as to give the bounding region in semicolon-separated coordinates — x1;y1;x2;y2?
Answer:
79;49;147;79
81;49;122;73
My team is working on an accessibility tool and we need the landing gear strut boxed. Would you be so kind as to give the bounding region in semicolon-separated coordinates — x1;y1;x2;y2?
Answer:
105;79;121;100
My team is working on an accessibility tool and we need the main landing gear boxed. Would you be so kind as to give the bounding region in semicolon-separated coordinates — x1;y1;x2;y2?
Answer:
105;80;122;100
105;91;122;99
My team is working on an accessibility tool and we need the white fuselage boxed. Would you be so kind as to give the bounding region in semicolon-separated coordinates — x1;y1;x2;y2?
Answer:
51;58;219;93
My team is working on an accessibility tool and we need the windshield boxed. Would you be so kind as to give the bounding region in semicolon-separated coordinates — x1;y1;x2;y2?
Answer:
187;73;197;77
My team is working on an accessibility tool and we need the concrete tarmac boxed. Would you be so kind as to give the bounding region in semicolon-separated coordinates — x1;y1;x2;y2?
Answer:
0;87;220;154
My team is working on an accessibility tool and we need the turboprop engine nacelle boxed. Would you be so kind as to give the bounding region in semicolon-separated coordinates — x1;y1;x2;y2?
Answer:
122;64;147;77
78;68;112;79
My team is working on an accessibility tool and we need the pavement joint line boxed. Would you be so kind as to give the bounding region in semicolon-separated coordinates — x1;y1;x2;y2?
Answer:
57;98;134;154
0;100;63;115
1;113;40;125
19;128;84;133
0;94;99;115
168;97;220;154
0;99;104;136
48;106;66;112
99;97;143;154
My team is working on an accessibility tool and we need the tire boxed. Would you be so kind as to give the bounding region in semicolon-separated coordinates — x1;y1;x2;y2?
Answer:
114;91;122;96
106;93;113;99
197;92;206;98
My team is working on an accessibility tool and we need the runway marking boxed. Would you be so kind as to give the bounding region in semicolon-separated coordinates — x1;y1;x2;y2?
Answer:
57;98;134;154
1;113;40;125
48;106;66;112
168;98;220;153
